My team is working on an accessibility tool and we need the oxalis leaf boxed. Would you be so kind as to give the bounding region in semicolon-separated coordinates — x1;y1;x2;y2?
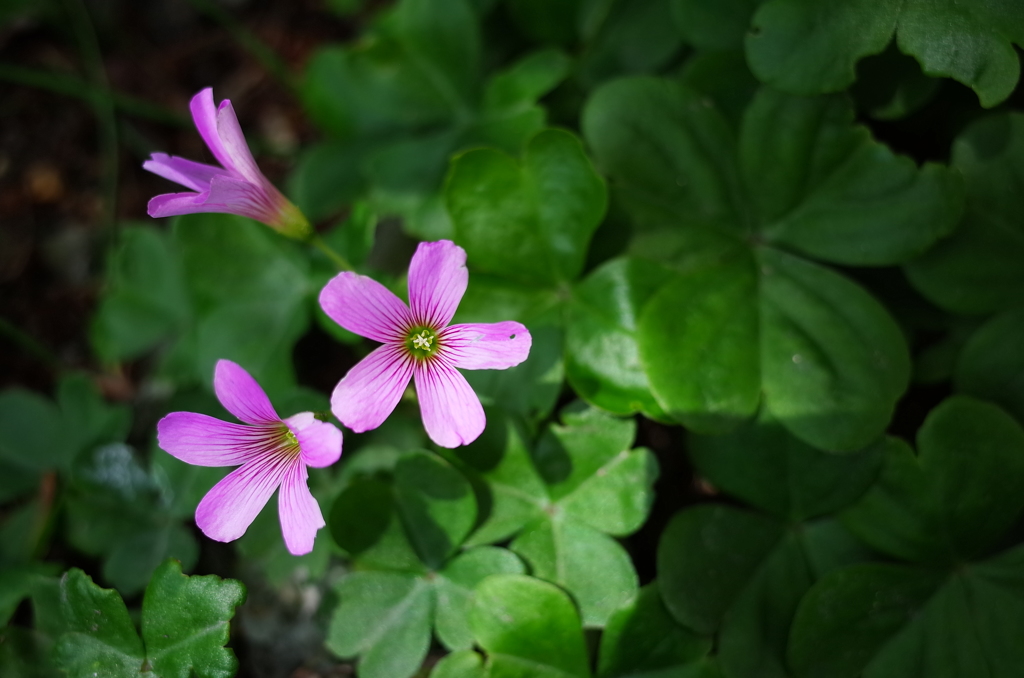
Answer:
446;128;608;287
583;77;938;449
745;0;1024;108
326;455;525;678
452;405;658;626
657;414;883;677
905;112;1024;315
785;396;1024;677
53;560;245;678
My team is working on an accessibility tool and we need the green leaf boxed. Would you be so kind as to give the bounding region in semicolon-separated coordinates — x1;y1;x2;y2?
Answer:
512;513;638;627
288;140;365;221
0;626;55;678
597;582;712;678
689;411;884;522
565;257;673;419
582;77;743;232
905;113;1024;314
843;396;1024;564
657;505;784;635
678;50;760;130
505;0;583;46
54;569;145;677
788;562;946;678
470;574;591;678
0;388;68;472
329;475;423;571
90;226;191;362
672;0;764;50
300;0;479;138
789;548;1024;678
434;547;526;651
446;128;607;286
576;0;684;90
326;571;434;678
456;416;550;547
741;88;963;266
746;0;1024;107
849;43;940;120
430;650;486;678
475;49;571;152
638;248;760;434
141;560;246;678
173;213;311;394
955;308;1024;425
394;451;478;568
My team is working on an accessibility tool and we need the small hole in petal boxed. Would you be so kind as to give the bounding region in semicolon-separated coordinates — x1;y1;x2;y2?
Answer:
509;334;516;339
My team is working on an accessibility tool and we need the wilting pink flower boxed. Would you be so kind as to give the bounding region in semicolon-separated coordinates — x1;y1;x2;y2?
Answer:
157;360;342;555
142;88;311;239
320;240;532;447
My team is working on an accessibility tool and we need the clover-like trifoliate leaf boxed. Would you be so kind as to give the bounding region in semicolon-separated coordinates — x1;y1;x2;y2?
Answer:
905;113;1024;314
746;0;1024;107
565;257;672;420
741;87;962;265
671;0;764;51
394;451;478;569
446;128;607;287
455;406;656;626
512;513;638;627
597;582;712;678
658;506;876;678
689;411;884;522
90;226;191;363
142;560;246;678
843;396;1024;565
301;0;480;139
470;574;591;678
789;545;1024;678
954;308;1024;425
327;572;434;678
430;650;486;678
638;246;909;451
325;548;525;678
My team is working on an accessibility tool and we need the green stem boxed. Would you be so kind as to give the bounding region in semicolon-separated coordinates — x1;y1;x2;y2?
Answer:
0;62;188;126
186;0;295;91
0;316;63;372
310;234;354;271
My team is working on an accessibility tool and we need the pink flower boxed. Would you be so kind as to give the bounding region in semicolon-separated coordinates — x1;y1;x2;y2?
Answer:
319;240;532;447
156;360;342;555
142;88;311;240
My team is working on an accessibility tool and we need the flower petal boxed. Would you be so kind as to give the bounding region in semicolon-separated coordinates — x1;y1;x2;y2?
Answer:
414;359;485;448
195;455;291;543
215;99;264;185
331;344;414;433
189;88;235;173
278;462;325;555
157;412;268;466
319;272;412;343
408;240;468;328
145;175;278;222
147;191;208;218
285;412;343;468
142;153;230;192
214;359;280;424
441;322;532;370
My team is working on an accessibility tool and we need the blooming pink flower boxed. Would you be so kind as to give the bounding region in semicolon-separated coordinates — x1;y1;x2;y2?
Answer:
142;88;311;240
156;360;342;555
319;240;532;447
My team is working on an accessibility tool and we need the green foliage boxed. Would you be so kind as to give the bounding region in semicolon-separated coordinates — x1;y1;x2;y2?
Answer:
745;0;1024;107
52;560;245;678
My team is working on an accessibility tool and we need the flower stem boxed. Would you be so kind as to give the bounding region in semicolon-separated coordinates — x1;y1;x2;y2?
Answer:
310;234;354;271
